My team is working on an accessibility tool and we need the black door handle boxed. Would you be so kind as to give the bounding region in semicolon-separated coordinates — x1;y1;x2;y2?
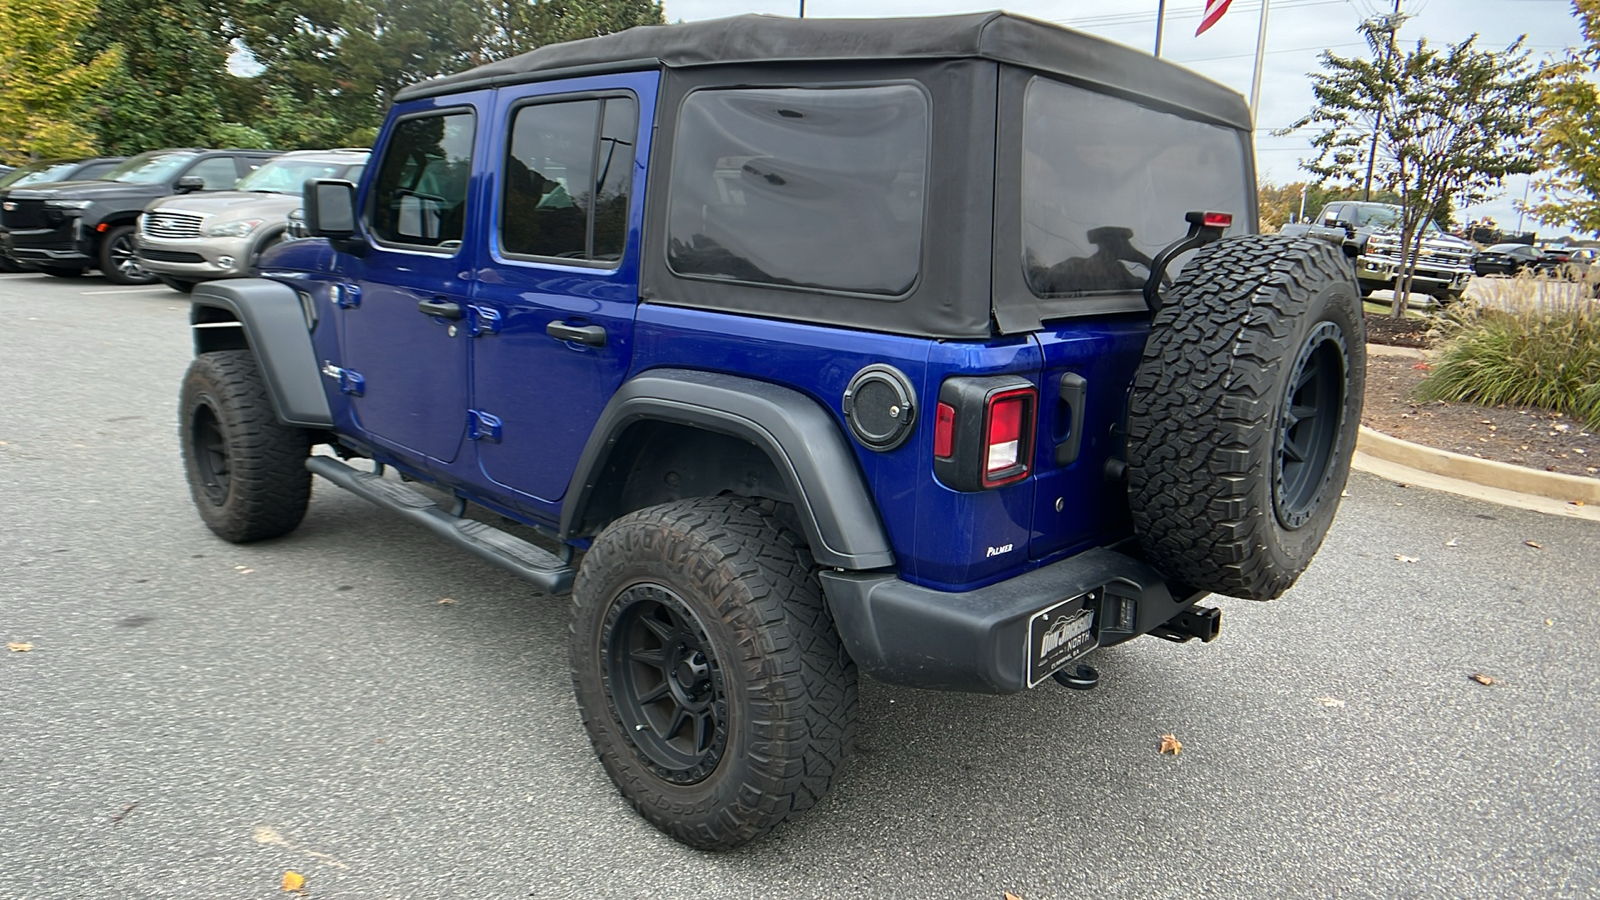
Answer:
546;321;607;347
418;297;463;320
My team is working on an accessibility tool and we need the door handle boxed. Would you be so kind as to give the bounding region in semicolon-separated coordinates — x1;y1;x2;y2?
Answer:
418;297;463;320
546;321;607;347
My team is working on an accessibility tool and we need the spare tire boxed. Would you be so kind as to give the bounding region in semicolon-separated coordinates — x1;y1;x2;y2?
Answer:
1126;234;1364;601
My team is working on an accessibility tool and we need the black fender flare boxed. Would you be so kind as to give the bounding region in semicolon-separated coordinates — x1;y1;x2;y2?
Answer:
561;369;896;571
190;278;332;428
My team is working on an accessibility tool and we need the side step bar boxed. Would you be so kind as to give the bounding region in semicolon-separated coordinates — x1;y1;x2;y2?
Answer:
306;456;575;595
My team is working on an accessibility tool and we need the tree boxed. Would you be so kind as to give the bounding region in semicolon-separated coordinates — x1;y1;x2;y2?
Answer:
1284;22;1541;315
82;0;245;153
1519;0;1600;235
481;0;665;59
0;0;121;163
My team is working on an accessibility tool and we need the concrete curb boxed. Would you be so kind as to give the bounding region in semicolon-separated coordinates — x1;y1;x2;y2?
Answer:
1354;425;1600;521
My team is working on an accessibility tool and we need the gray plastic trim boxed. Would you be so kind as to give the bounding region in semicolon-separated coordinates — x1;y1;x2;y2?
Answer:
190;278;332;427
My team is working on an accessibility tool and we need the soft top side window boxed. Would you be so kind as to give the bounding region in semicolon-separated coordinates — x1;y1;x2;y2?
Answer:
368;111;476;249
500;95;638;265
666;84;929;297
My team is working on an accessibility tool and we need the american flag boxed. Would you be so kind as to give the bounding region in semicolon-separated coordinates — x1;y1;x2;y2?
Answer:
1195;0;1234;35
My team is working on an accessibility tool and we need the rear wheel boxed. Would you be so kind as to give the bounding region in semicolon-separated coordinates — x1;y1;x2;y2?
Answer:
570;496;857;850
180;350;312;542
99;225;156;285
1127;235;1364;601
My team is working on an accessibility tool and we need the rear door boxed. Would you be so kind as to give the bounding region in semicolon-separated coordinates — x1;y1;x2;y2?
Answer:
336;94;490;464
466;72;657;503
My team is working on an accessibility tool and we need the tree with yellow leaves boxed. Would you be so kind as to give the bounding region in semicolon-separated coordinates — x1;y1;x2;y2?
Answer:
0;0;121;164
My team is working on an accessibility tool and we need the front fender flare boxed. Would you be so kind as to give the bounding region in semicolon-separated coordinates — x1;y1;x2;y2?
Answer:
190;278;332;428
561;369;895;571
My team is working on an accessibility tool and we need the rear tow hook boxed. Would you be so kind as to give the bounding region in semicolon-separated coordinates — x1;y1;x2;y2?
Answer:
1151;605;1223;643
1052;664;1101;691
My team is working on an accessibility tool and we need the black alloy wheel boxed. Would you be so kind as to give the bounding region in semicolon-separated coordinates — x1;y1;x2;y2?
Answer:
188;400;232;506
1274;320;1348;530
100;225;156;285
602;583;729;784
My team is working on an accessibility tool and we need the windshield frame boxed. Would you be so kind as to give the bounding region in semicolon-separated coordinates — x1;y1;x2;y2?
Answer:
103;151;199;185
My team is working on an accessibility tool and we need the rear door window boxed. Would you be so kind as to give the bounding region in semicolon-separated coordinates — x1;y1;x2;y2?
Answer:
1021;77;1250;297
368;111;476;248
666;84;929;296
501;95;637;264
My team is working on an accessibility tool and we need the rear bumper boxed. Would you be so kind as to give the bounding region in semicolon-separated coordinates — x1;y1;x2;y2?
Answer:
819;547;1204;694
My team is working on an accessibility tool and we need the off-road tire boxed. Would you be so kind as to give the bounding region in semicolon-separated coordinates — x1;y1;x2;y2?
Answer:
1127;235;1364;601
570;496;857;851
180;350;312;542
99;224;156;285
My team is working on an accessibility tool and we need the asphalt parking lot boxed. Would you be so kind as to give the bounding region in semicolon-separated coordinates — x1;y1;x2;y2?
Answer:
2;270;1597;899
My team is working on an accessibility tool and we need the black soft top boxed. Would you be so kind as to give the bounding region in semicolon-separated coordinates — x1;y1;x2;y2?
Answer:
395;12;1250;130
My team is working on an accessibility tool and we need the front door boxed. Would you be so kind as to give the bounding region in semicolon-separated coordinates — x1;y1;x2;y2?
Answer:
338;97;490;464
468;73;657;503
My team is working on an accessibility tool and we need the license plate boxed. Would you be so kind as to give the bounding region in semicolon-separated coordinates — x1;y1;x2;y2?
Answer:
1026;596;1097;687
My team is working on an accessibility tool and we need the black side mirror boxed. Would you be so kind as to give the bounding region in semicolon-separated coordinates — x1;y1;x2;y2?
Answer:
303;179;358;239
1330;218;1353;233
174;175;206;194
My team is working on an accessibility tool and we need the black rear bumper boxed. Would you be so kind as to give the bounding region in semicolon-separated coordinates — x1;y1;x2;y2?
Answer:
819;547;1204;694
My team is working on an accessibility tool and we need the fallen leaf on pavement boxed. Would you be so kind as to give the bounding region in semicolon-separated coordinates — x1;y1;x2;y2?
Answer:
1524;541;1543;550
7;642;32;652
437;597;455;605
1545;619;1554;627
1445;537;1459;547
1159;734;1183;755
1005;893;1023;900
282;871;306;893
1315;697;1346;708
1395;554;1419;563
1570;500;1586;507
1468;673;1495;686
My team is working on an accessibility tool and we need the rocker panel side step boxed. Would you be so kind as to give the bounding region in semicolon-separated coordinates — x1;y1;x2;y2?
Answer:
305;456;575;595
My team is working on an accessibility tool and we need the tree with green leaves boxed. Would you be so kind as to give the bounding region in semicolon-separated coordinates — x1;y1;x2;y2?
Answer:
1284;22;1541;315
81;0;249;153
0;0;122;163
1519;0;1600;235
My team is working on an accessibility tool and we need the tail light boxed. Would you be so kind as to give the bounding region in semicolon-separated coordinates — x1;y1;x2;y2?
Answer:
933;375;1037;492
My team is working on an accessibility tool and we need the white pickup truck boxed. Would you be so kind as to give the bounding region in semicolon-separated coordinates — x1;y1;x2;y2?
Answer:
1279;200;1474;301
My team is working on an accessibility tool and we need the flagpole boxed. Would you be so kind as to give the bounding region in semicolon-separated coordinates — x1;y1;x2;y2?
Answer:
1248;0;1272;122
1154;0;1166;57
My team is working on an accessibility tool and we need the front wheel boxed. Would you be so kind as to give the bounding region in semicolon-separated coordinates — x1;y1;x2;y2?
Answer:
99;225;156;285
570;497;857;850
180;350;312;542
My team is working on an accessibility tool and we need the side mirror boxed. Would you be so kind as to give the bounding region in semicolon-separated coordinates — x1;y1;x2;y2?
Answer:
174;175;206;194
1330;218;1353;233
303;179;358;239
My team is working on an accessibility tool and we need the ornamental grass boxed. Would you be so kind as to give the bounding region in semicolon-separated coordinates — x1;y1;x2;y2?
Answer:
1419;269;1600;431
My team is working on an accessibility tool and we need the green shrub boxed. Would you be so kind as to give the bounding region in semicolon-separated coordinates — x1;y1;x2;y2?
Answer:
1420;272;1600;430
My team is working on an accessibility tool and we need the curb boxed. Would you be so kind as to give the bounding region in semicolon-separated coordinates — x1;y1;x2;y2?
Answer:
1354;426;1600;521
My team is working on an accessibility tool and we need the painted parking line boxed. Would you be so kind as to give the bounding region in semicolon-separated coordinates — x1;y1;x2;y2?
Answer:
79;287;172;295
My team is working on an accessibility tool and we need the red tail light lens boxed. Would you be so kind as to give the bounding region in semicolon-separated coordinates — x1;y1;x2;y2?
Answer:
1202;212;1233;228
934;402;956;459
982;388;1035;487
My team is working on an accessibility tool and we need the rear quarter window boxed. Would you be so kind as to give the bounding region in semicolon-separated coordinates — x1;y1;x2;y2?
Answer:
1022;77;1250;297
666;84;929;296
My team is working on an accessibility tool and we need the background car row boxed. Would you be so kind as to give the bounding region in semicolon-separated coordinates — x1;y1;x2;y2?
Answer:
0;147;367;287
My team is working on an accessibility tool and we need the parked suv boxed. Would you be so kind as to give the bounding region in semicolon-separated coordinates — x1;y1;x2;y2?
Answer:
0;157;125;271
137;149;369;292
177;13;1364;850
0;148;278;283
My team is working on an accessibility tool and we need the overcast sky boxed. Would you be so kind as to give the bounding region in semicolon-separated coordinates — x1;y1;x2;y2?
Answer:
658;0;1587;233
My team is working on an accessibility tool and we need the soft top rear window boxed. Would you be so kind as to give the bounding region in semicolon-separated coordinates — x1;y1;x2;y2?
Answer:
667;84;929;297
1022;77;1250;298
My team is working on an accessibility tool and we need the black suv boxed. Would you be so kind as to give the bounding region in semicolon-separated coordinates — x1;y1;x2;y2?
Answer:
178;13;1364;849
0;157;126;272
1;148;278;283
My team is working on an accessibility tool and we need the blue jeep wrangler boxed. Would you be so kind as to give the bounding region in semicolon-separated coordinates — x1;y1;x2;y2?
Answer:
178;13;1364;849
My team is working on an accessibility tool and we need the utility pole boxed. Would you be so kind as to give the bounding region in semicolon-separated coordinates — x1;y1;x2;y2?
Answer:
1248;0;1273;122
799;0;804;17
1362;0;1405;201
1154;0;1166;57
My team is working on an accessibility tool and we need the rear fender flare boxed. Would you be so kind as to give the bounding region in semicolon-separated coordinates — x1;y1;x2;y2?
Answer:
561;369;895;571
189;278;332;428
